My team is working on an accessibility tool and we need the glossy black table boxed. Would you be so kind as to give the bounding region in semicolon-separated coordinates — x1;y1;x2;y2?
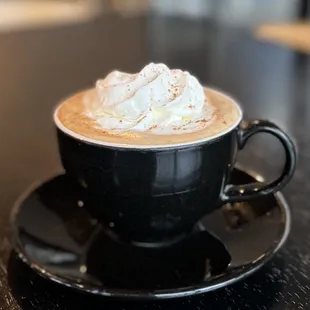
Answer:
0;13;309;309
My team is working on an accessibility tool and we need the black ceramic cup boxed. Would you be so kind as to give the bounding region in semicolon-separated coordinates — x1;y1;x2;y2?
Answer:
54;90;296;245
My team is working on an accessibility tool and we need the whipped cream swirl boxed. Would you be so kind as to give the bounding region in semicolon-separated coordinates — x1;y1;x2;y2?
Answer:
88;63;214;134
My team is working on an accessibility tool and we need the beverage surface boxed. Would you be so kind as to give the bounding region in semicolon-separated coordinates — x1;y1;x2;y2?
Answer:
55;63;241;147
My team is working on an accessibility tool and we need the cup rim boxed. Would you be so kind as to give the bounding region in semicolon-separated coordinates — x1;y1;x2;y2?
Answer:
53;88;243;150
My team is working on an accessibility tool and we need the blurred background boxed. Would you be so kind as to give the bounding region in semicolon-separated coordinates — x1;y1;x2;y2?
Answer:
0;0;307;31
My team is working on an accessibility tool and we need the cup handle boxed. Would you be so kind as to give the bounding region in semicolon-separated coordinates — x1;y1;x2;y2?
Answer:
221;120;297;204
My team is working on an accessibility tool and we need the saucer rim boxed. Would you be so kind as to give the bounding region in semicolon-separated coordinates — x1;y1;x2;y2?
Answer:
10;167;291;300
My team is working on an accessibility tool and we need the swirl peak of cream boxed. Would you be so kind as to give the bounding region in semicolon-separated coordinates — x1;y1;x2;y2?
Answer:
87;63;215;134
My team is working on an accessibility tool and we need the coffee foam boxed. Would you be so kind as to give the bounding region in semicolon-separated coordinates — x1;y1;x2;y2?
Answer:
54;88;242;149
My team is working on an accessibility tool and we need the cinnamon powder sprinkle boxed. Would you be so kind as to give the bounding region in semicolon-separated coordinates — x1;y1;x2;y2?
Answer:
149;125;158;130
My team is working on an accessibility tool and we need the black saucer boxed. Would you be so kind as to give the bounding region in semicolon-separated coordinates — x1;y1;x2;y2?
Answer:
11;168;291;300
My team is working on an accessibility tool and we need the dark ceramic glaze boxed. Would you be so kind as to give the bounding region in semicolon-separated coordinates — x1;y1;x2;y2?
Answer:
56;120;296;244
10;169;291;299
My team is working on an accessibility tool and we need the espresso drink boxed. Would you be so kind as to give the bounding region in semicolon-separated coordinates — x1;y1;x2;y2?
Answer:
55;63;241;147
55;63;296;244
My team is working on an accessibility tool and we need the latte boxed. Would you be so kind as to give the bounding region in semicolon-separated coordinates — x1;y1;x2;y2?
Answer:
55;63;241;147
